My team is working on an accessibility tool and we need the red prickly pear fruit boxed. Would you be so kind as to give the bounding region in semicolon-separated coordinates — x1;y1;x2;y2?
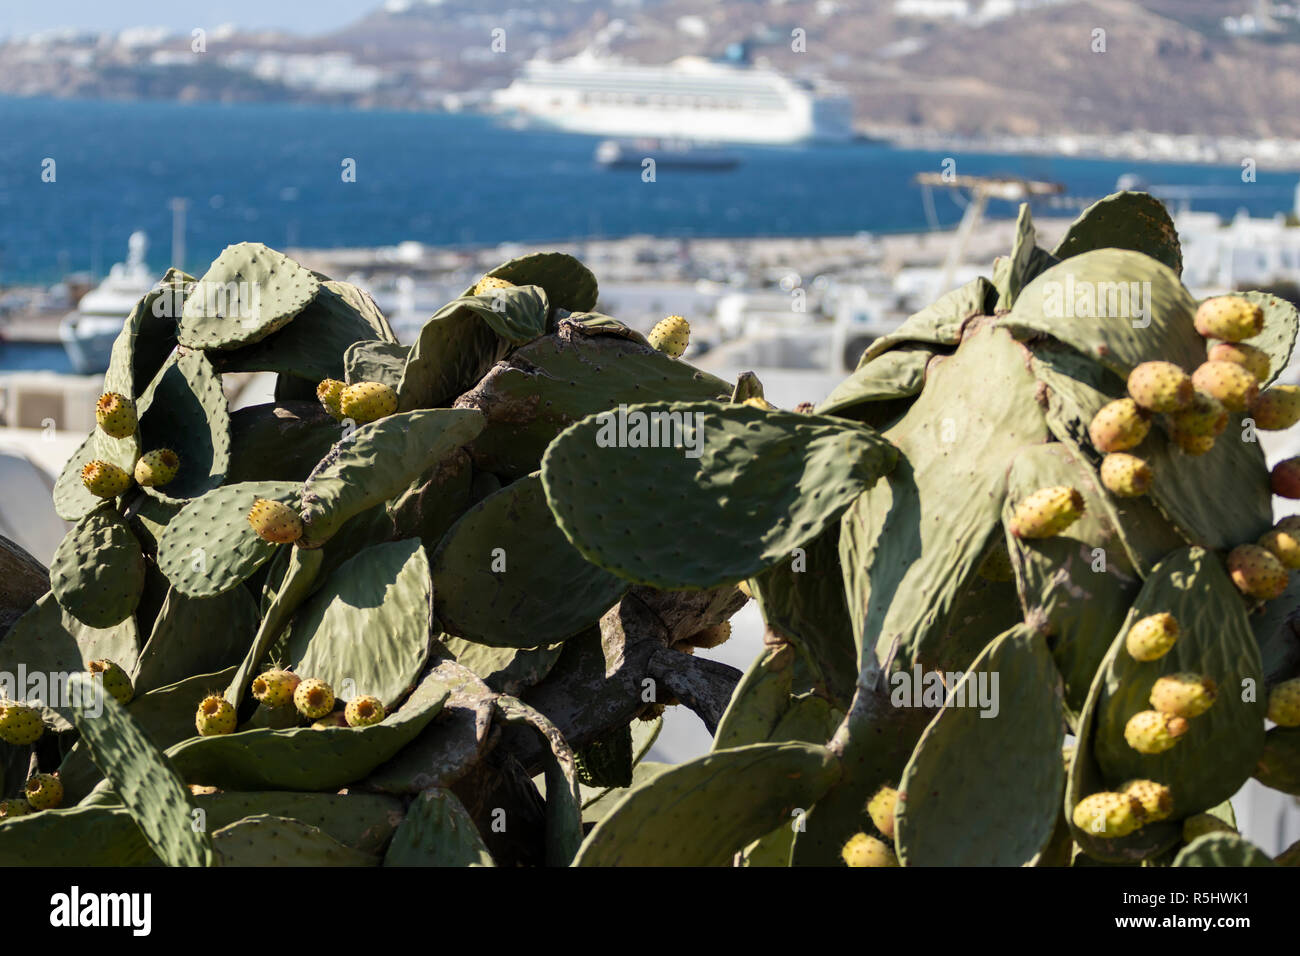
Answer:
1249;386;1300;431
247;498;303;544
1191;360;1259;413
1089;398;1150;453
1208;341;1270;382
1127;361;1193;413
1271;458;1300;499
1194;296;1264;342
95;391;137;439
1009;486;1085;539
1099;453;1152;497
1227;544;1289;600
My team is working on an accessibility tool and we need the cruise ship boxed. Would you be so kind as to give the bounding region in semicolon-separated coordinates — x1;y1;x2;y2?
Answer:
492;50;854;145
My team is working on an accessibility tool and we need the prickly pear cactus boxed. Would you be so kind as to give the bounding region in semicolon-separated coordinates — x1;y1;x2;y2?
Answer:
3;193;1299;869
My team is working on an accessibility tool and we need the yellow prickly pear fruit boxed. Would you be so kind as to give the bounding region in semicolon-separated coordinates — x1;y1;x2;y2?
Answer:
294;678;335;719
1259;521;1300;570
1249;386;1300;431
344;695;386;728
1169;389;1228;438
316;378;345;420
1124;710;1189;754
1099;453;1152;497
1183;813;1236;842
24;773;63;811
685;621;732;650
1009;486;1084;539
87;659;134;705
742;396;777;411
0;799;32;819
1125;612;1179;662
1149;673;1217;719
1227;544;1289;600
134;448;179;487
841;832;898;867
1208;341;1270;382
1191;361;1259;413
195;695;236;736
1088;398;1150;453
647;315;690;358
1194;296;1264;342
95;391;137;439
250;669;301;708
1121;779;1173;823
866;785;899;840
80;460;132;498
1267;677;1300;727
0;701;44;745
339;381;398;424
247;498;303;544
473;275;515;296
1127;361;1193;413
1072;791;1143;838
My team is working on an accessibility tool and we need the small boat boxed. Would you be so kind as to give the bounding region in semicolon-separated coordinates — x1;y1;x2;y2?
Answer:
594;138;741;171
58;232;156;375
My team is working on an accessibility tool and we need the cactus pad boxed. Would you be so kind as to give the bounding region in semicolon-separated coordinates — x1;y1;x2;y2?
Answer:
383;788;494;866
179;242;320;349
49;506;146;628
135;349;232;503
464;251;598;314
1052;190;1182;275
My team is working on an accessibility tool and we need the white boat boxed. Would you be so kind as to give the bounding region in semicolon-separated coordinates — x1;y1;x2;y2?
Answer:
58;232;157;374
492;51;854;145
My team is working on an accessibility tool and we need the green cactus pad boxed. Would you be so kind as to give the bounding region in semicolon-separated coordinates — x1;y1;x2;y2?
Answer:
1081;548;1265;822
432;474;627;647
134;349;232;504
328;278;398;343
816;346;931;422
131;585;259;695
456;321;731;481
53;432;110;522
166;669;450;790
212;814;378;866
859;277;992;367
226;402;342;484
542;402;896;590
207;280;379;383
896;626;1066;866
441;636;565;695
226;545;323;706
179;242;320;349
0;591;139;719
839;323;1047;672
297;409;485;548
468;251;598;314
193;791;403;855
1255;728;1300;795
397;287;550;410
156;480;299;597
49;506;146;628
383;788;494;866
712;644;795;750
999;249;1202;378
1052;190;1182;275
1173;832;1275;867
104;267;190;400
68;673;212;867
752;525;857;707
285;539;432;708
0;805;157;866
493;694;583;866
1220;290;1299;390
345;340;409;389
575;742;841;866
1003;443;1143;721
995;203;1059;311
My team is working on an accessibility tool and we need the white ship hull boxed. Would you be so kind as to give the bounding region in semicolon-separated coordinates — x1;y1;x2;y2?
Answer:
493;55;854;145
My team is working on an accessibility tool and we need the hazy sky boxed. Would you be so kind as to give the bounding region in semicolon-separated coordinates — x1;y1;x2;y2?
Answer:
0;1;369;36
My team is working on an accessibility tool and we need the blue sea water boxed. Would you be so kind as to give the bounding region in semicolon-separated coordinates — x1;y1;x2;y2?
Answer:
0;95;1298;284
